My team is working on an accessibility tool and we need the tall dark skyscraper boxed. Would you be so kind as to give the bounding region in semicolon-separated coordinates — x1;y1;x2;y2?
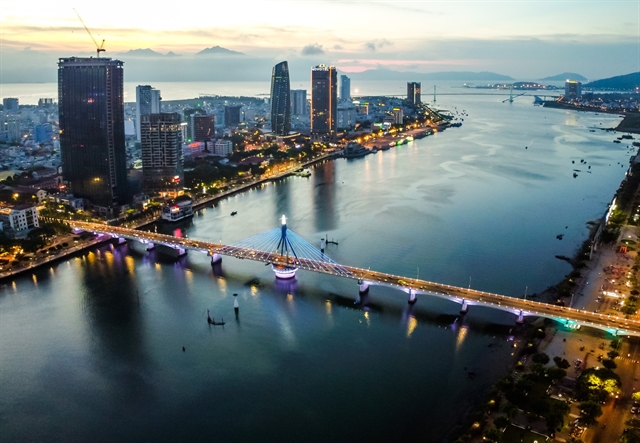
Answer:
224;105;242;128
270;61;291;135
311;65;337;137
191;114;215;141
340;75;351;101
407;82;421;105
141;113;183;197
58;57;129;208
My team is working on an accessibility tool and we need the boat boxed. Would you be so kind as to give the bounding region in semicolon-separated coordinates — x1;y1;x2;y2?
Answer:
161;197;194;222
295;169;311;177
231;211;238;216
342;142;370;158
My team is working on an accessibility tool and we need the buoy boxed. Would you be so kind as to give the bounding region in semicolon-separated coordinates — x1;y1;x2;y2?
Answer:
182;347;185;352
233;293;239;310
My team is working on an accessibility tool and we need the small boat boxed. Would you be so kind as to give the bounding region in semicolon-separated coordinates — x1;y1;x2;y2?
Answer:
207;310;225;325
230;211;238;216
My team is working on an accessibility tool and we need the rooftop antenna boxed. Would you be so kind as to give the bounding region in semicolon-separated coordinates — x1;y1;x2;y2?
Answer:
73;8;105;57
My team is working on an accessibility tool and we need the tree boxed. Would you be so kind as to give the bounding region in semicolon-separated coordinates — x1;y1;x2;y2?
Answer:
578;401;603;426
482;427;501;443
601;359;617;370
547;366;567;381
608;350;620;360
632;392;640;404
532;353;550;364
493;416;510;430
622;430;640;443
554;356;571;369
575;367;621;401
611;339;622;350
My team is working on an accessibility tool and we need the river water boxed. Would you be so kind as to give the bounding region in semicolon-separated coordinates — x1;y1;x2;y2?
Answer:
0;92;633;442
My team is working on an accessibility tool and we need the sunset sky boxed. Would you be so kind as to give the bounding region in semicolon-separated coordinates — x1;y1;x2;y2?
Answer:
1;0;638;81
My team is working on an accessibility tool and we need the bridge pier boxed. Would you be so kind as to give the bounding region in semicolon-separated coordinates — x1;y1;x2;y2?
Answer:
174;247;187;257
516;310;525;325
146;241;155;251
408;289;417;305
114;236;126;245
210;252;222;264
358;279;369;294
460;299;469;315
271;264;297;279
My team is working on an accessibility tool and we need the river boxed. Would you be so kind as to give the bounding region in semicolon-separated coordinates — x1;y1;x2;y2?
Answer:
0;91;633;442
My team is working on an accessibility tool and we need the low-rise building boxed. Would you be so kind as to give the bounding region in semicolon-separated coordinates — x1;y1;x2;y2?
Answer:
214;139;233;156
0;204;39;236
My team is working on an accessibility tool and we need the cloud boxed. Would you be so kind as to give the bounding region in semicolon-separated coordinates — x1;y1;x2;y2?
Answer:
333;44;343;50
301;43;324;56
363;39;393;52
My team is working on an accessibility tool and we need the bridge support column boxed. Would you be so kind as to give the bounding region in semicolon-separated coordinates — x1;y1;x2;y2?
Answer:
460;299;469;315
146;242;155;251
271;264;297;279
358;279;369;294
115;237;126;245
175;247;186;257
516;310;524;325
408;289;417;305
210;252;222;264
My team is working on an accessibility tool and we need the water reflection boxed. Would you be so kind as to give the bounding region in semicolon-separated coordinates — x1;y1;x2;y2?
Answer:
80;245;154;405
312;161;337;232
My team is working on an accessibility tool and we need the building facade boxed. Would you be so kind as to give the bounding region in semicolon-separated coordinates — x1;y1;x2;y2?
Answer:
340;75;351;102
3;98;19;113
290;89;307;116
311;65;337;137
140;113;183;197
225;106;242;128
0;204;39;235
270;61;291;135
135;85;161;142
58;57;129;209
564;80;582;101
191;115;215;142
337;103;357;130
214;139;233;156
407;82;421;105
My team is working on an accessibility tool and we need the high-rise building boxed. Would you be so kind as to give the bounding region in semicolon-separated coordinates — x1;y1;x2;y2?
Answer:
270;61;291;135
191;114;215;142
140;113;183;197
290;90;307;116
407;82;421;105
136;85;161;142
58;57;129;208
34;124;53;143
311;65;337;137
340;75;351;102
3;98;19;112
38;98;54;108
564;80;582;101
225;105;242;128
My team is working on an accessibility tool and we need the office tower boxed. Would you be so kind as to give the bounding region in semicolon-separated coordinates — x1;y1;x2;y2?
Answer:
290;89;307;116
311;65;337;137
270;61;291;135
564;80;582;101
38;98;54;108
34;124;53;143
140;113;183;196
340;75;351;101
191;114;215;142
407;82;421;105
3;98;19;112
58;57;129;208
225;105;242;128
136;85;161;142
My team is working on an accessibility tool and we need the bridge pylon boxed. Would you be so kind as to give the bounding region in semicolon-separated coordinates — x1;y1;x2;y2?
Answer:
460;299;469;314
272;215;298;279
408;289;417;304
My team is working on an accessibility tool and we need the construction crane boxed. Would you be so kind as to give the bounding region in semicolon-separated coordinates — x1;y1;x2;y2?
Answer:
73;8;105;57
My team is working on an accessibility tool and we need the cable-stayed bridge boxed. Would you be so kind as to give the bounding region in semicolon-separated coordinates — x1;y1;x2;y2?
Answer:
69;219;640;337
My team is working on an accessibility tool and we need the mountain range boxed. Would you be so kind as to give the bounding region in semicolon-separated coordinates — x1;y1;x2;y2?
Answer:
584;72;640;90
540;72;587;81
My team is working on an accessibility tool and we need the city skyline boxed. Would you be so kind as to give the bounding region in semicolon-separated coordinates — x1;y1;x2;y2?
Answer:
1;1;638;82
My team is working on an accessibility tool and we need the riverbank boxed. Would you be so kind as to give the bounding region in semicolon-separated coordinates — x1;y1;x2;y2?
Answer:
616;114;640;133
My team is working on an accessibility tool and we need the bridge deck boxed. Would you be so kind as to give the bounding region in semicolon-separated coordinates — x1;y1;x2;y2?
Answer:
70;221;640;336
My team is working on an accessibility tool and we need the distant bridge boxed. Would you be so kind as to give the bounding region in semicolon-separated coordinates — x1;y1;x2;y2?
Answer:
70;219;640;337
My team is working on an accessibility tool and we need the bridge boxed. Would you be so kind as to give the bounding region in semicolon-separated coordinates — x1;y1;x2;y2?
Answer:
69;219;640;337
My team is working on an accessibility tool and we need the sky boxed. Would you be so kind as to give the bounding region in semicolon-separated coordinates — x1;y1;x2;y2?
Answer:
1;0;639;82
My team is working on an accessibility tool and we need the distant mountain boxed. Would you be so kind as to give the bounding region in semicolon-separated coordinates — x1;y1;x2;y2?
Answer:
541;72;587;81
350;69;512;81
585;72;640;90
196;46;244;56
117;48;164;57
166;51;179;57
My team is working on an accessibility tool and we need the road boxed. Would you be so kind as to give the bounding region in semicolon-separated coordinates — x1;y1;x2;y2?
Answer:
70;221;640;337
